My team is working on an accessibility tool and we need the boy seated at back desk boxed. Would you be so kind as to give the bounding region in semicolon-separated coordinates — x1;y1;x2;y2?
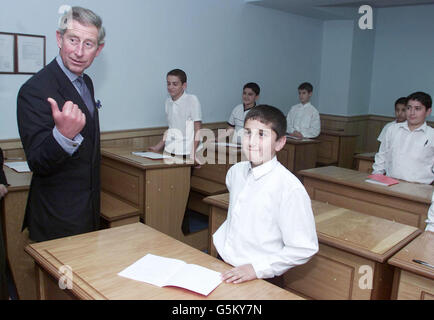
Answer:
286;82;320;139
226;82;260;144
377;97;407;144
372;91;434;185
213;105;318;284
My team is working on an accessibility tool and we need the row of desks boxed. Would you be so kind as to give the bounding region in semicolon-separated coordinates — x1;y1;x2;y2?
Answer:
2;145;432;299
204;193;433;300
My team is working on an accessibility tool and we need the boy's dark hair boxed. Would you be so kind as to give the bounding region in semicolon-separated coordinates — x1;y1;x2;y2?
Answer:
298;82;313;93
406;91;432;110
244;105;287;140
395;97;408;107
243;82;260;95
167;69;187;84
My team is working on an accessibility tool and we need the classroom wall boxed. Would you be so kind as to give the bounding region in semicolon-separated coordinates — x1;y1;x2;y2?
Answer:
318;20;354;116
369;4;434;121
0;0;323;139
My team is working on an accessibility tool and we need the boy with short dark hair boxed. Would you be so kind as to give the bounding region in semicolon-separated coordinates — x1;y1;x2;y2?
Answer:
286;82;320;139
213;105;318;283
377;97;407;143
149;69;202;162
226;82;260;144
372;91;434;184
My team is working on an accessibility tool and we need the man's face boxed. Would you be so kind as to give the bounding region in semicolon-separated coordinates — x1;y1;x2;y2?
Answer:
167;75;186;101
298;89;312;104
406;99;431;129
57;19;104;76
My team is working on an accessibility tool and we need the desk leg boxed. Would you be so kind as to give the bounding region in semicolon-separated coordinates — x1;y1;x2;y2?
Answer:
145;166;208;251
3;190;37;300
208;206;228;257
34;264;74;300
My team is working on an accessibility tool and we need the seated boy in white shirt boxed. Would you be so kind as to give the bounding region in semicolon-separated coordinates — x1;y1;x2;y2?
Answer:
213;105;319;284
372;91;434;184
226;82;260;144
377;97;407;144
149;69;202;163
286;82;320;139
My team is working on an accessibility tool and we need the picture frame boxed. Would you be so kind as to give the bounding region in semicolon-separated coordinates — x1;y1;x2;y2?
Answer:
16;34;46;74
0;32;16;74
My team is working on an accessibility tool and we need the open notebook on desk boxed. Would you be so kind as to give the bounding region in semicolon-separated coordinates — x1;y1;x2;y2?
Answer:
365;174;399;186
118;254;222;296
4;161;31;173
132;151;172;160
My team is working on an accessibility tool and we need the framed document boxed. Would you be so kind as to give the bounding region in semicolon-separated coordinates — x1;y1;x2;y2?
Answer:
16;34;46;74
0;32;15;74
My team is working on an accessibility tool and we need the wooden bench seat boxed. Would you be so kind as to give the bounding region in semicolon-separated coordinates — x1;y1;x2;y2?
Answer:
100;191;140;228
188;176;227;216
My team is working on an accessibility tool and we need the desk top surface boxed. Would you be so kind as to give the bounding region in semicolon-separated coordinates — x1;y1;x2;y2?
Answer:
285;137;321;145
319;131;358;137
3;165;32;191
354;152;376;160
388;231;434;280
25;223;302;300
101;147;194;170
204;193;421;262
299;166;433;204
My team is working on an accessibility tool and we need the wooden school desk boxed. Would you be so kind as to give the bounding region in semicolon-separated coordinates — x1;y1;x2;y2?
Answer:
188;143;241;216
388;231;434;300
299;166;433;229
203;194;421;300
25;223;303;300
277;137;320;176
354;152;375;173
317;131;358;169
101;147;207;250
2;165;34;300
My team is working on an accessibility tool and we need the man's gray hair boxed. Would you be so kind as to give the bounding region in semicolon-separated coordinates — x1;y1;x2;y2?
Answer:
58;6;106;45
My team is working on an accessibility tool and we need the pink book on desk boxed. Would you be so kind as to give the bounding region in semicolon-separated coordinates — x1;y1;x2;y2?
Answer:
366;174;399;186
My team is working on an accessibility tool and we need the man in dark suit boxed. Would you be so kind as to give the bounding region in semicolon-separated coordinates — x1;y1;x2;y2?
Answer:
17;6;105;242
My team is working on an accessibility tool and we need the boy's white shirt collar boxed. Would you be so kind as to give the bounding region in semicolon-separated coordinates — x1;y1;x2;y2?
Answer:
247;156;278;180
398;121;428;132
170;91;186;103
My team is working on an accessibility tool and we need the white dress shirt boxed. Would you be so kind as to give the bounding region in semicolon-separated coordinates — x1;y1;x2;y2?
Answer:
213;157;318;279
286;102;321;138
164;92;202;155
426;192;434;232
377;121;396;143
228;104;254;144
372;121;434;184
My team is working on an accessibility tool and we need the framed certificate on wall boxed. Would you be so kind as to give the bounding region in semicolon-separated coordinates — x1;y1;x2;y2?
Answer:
0;32;15;74
16;34;46;74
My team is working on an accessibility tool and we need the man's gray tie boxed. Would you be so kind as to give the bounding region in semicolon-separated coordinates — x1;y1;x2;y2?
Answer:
75;77;94;117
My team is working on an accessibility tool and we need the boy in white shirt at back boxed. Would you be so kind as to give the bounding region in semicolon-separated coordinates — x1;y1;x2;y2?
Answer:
286;82;320;139
377;97;407;144
372;91;434;184
226;82;260;144
149;69;202;164
213;105;318;284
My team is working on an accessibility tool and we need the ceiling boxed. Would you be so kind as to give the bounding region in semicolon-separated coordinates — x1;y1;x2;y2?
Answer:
246;0;434;19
